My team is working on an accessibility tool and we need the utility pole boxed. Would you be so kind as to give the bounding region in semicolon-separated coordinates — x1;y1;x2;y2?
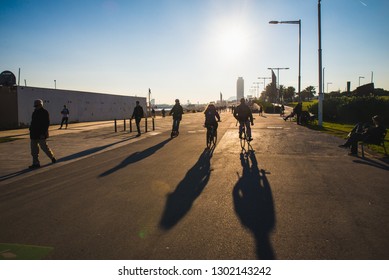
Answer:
258;77;272;90
318;0;323;126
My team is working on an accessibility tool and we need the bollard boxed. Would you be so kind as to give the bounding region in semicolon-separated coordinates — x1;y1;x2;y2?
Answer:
145;117;148;133
124;118;126;131
152;117;155;131
114;118;117;132
129;118;132;132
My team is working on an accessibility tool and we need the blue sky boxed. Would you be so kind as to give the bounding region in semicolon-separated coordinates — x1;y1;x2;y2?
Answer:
1;0;388;104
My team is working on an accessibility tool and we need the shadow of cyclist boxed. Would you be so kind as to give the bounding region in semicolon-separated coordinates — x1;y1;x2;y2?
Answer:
159;148;213;230
233;151;276;259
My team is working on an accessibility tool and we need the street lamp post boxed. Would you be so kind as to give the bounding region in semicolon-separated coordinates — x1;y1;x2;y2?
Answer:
326;82;332;93
268;67;289;103
318;0;323;126
359;76;365;86
54;80;56;89
254;82;262;98
258;77;272;90
269;19;301;100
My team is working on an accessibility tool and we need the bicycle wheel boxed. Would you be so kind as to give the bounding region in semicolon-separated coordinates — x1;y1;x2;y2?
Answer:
212;129;217;146
206;128;212;148
240;130;247;150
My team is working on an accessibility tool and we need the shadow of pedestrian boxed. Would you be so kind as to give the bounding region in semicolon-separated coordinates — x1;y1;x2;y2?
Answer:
233;151;276;260
99;138;171;177
159;148;213;230
353;158;389;171
60;136;138;162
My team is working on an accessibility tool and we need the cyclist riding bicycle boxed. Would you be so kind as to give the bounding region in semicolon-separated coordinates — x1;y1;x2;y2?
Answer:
169;99;184;135
234;98;254;141
204;103;221;131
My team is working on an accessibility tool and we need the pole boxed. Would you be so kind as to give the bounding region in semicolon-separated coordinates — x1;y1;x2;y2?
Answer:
318;0;323;126
148;88;151;117
114;119;117;132
18;68;20;86
258;77;271;90
298;19;301;101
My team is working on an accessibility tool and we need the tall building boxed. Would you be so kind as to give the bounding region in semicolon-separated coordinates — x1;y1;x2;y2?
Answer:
237;77;244;101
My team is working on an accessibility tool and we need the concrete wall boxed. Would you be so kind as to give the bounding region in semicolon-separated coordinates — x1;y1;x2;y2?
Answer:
0;86;19;129
13;86;146;127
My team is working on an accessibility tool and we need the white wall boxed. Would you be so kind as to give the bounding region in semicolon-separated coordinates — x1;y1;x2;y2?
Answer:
17;87;146;126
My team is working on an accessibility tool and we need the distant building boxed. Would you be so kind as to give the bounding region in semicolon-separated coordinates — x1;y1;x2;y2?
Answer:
237;77;244;101
0;85;146;129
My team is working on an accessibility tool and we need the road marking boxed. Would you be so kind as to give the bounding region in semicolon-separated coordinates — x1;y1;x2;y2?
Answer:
267;126;284;129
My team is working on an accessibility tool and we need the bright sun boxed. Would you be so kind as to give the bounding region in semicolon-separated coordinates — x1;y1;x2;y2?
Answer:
218;25;248;58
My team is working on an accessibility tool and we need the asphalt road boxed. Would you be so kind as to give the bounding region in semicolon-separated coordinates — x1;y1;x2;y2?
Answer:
0;111;388;259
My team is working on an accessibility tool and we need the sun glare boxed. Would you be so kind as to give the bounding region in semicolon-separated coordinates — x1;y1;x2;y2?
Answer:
218;25;249;58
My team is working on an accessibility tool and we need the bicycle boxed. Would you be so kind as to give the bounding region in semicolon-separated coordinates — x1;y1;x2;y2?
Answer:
171;119;180;138
206;124;217;149
237;120;253;152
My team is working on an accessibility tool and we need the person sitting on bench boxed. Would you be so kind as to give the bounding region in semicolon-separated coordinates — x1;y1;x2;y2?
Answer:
338;115;386;156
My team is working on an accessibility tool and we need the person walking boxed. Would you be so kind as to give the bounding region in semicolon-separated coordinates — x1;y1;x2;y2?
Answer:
259;104;263;117
131;101;144;137
169;99;184;135
29;99;56;168
59;105;70;129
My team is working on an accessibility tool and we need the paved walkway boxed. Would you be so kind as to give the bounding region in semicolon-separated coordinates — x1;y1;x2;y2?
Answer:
1;111;389;260
0;117;172;184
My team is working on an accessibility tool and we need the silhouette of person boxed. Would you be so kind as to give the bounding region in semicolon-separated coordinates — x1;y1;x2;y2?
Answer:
59;105;69;129
339;115;386;156
29;99;56;168
131;101;144;137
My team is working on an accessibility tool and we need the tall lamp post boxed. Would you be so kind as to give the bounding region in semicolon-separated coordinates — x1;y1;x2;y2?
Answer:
318;0;323;126
268;67;289;103
269;19;301;100
258;77;272;90
359;76;365;86
326;82;332;94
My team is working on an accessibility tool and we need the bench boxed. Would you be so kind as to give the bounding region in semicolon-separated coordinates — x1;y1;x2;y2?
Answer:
300;111;316;125
359;129;387;158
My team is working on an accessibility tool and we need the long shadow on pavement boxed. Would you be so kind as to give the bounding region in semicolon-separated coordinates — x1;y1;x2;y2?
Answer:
0;136;137;182
99;138;171;177
59;136;138;163
159;148;214;230
353;157;389;171
233;151;276;260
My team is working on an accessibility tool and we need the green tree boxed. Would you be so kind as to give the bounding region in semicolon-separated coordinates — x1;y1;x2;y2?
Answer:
282;86;296;102
301;86;316;101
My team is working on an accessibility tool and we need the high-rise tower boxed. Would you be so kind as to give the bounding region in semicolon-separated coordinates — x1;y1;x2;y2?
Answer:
237;77;244;101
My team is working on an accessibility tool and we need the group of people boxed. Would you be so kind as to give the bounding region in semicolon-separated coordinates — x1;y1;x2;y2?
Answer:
27;97;385;169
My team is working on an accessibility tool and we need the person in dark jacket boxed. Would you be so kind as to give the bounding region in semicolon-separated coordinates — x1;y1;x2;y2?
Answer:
131;101;144;137
283;102;303;124
59;105;70;129
29;99;56;168
169;99;184;135
339;115;386;156
204;103;221;130
234;98;254;141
